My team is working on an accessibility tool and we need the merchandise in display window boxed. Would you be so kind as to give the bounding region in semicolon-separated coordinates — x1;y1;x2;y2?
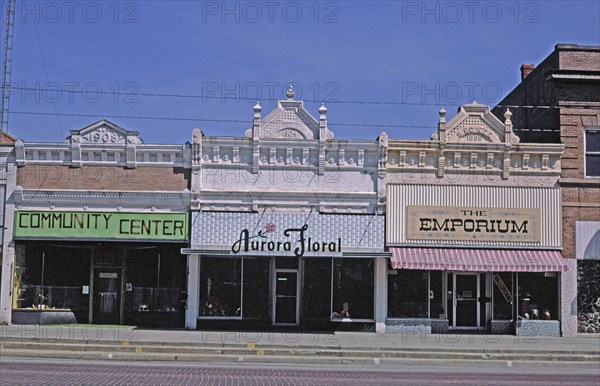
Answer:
124;247;186;314
199;257;242;317
331;258;374;320
517;272;558;320
13;243;90;322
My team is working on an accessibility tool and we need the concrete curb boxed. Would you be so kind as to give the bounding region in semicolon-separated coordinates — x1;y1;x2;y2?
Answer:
1;342;598;363
1;348;599;364
1;337;598;356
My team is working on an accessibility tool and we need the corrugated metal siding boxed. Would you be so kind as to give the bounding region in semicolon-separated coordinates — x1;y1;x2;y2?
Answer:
192;212;384;251
387;185;561;248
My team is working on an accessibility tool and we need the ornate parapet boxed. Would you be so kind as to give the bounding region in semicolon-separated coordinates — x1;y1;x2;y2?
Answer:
388;102;563;186
15;120;187;169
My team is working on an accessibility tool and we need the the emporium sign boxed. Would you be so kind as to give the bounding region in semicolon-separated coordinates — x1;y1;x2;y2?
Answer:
14;210;188;241
406;206;541;243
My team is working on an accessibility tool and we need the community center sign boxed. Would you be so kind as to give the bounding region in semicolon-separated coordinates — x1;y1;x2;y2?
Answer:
14;211;188;241
406;206;541;243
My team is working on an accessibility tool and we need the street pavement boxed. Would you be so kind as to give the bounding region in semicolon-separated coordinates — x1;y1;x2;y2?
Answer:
1;357;599;386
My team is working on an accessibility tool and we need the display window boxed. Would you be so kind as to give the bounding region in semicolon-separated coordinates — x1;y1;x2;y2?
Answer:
387;268;444;318
241;258;270;321
388;269;428;318
13;243;90;322
331;258;374;321
124;247;186;313
199;257;243;318
303;259;333;324
517;272;559;320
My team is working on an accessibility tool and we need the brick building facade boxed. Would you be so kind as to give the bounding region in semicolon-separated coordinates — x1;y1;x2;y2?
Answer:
493;44;600;334
1;121;191;326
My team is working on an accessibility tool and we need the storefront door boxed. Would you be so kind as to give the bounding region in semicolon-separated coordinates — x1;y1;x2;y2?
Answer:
273;270;299;325
451;273;480;329
93;269;122;324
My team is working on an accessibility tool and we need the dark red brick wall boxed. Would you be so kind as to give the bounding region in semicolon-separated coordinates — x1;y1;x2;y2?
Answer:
563;187;600;258
17;165;190;191
492;49;561;143
560;50;600;71
492;45;600;259
559;108;600;179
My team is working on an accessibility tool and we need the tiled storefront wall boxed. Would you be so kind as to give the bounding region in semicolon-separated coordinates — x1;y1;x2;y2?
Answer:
577;260;600;333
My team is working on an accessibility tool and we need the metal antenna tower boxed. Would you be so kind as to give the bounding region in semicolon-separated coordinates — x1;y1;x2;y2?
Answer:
1;0;16;133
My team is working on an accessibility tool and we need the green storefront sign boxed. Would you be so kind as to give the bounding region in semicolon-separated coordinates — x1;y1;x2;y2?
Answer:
14;211;188;241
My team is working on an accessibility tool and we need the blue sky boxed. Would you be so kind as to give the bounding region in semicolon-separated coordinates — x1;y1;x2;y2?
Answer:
2;0;599;143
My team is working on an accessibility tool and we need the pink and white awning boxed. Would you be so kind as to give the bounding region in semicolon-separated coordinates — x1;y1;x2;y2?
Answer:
389;248;567;272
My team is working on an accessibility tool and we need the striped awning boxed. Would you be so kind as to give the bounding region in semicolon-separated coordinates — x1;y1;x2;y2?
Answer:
389;248;567;272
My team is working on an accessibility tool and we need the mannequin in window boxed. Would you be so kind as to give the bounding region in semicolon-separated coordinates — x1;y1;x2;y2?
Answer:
332;302;350;319
340;302;349;318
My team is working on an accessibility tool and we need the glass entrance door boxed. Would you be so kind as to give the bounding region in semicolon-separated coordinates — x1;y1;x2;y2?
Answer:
93;269;122;324
274;271;298;325
452;273;480;328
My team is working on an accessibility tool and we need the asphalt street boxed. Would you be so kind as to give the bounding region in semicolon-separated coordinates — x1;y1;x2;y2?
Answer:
1;357;599;386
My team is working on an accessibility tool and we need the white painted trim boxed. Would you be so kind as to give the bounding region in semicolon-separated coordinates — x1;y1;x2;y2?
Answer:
185;254;199;330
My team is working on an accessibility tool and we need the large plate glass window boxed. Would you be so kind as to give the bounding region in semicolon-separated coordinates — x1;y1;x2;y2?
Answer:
388;269;428;318
517;272;558;320
13;243;91;323
387;267;444;319
331;258;374;321
199;257;242;318
125;247;186;314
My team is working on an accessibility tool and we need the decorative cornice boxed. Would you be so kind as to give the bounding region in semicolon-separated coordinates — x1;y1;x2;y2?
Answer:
13;188;191;210
15;141;188;169
387;136;562;183
194;190;379;214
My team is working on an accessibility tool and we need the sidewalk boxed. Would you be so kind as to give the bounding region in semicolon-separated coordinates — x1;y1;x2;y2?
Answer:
1;325;599;364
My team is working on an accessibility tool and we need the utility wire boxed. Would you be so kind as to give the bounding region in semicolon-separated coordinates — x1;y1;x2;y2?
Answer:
4;85;595;110
9;110;561;131
9;110;432;129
